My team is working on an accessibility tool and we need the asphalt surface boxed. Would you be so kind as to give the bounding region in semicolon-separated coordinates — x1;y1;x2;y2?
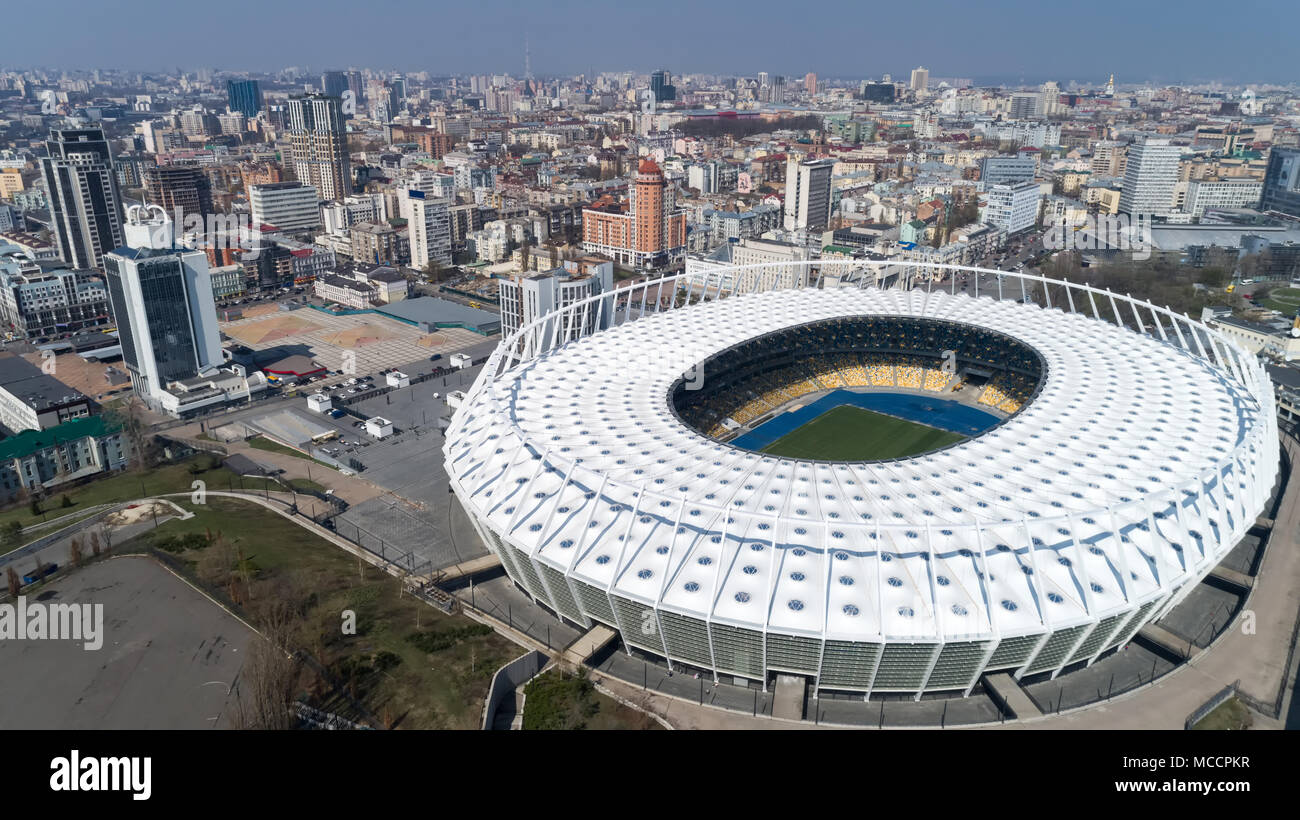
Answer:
0;556;252;729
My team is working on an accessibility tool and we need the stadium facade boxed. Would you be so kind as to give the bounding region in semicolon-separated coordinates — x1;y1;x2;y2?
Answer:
444;262;1278;699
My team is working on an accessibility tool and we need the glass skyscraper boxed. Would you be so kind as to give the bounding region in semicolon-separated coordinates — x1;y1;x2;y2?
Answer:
226;79;263;118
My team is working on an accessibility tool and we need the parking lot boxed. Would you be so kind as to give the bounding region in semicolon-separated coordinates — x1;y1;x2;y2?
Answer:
265;338;498;573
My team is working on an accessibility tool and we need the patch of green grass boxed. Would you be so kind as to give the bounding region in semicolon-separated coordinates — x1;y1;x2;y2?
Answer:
0;455;247;535
1261;287;1300;314
761;405;965;461
1191;696;1253;731
133;496;518;729
523;669;661;730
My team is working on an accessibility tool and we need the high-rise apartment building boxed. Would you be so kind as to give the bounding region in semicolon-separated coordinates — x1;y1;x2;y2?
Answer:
287;94;351;201
581;158;687;268
226;79;262;118
783;156;835;231
407;190;452;271
143;165;213;225
804;73;817;96
1009;92;1041;120
41;125;124;270
1260;147;1300;218
1119;138;1182;217
1090;140;1126;177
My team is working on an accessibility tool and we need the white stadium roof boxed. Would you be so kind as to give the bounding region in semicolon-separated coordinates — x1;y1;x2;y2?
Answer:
446;283;1275;650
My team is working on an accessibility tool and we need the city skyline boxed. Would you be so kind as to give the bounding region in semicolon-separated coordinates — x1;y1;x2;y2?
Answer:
5;0;1298;85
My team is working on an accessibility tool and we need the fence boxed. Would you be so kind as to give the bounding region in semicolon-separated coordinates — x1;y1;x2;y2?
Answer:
482;649;549;730
1185;682;1239;729
293;701;373;731
0;504;124;572
326;516;432;577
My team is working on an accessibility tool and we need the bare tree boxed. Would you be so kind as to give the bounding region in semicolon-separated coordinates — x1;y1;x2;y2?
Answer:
68;536;84;569
6;566;19;599
106;396;152;470
233;630;301;729
89;530;101;557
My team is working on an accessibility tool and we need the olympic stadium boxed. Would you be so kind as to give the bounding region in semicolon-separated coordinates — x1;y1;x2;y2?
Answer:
443;262;1279;700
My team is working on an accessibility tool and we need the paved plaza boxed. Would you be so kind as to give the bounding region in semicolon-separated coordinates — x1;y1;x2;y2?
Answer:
220;307;487;376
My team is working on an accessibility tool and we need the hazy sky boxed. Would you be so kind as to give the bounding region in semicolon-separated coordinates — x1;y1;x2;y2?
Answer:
6;0;1295;85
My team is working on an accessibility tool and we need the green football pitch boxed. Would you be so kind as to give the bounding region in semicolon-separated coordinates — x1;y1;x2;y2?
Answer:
760;405;966;461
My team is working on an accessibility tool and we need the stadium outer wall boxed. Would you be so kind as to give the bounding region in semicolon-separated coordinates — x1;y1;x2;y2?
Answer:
443;261;1279;700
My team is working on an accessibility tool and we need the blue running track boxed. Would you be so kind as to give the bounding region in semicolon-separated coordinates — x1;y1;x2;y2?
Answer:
730;390;1001;451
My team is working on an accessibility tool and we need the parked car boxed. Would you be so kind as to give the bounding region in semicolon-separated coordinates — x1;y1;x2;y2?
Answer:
22;564;58;585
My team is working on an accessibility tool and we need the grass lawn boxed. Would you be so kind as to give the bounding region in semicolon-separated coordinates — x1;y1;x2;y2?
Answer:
1261;287;1300;314
130;496;518;729
761;405;966;461
522;669;662;730
1191;696;1253;731
0;455;252;535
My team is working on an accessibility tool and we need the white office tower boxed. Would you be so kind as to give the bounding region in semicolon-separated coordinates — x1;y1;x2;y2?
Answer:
1119;138;1182;217
910;66;929;93
783;157;835;231
407;190;452;270
1039;81;1060;117
983;180;1041;234
103;206;258;416
497;262;614;339
249;181;321;232
1010;91;1041;120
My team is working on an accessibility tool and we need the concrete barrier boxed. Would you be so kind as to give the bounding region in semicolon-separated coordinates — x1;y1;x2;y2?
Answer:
482;649;548;730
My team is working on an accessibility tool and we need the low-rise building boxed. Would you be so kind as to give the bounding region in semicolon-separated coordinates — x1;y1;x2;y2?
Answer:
0;415;131;501
0;254;110;340
0;353;93;433
314;273;377;309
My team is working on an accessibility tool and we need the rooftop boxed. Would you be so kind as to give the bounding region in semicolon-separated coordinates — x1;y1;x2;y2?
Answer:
0;415;119;462
0;353;88;411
